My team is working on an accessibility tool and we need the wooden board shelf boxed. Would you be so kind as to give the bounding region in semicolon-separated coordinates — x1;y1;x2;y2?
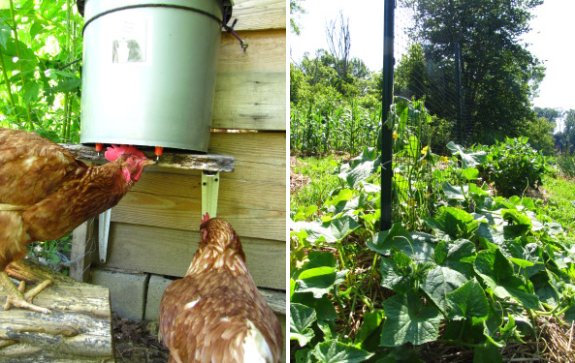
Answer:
62;144;235;173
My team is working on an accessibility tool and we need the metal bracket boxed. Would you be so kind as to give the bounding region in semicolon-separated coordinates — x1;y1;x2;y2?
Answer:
201;171;220;218
98;208;112;263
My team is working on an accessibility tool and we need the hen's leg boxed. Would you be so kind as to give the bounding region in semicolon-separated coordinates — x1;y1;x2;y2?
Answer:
6;260;53;307
0;271;51;313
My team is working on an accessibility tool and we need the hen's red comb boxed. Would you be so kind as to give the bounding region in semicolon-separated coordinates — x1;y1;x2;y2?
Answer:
201;212;210;223
104;145;146;162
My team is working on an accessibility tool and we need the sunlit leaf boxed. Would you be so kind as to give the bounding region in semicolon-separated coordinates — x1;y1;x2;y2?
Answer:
447;279;489;322
422;265;468;314
446;141;487;168
312;340;374;363
297;266;337;298
355;309;384;347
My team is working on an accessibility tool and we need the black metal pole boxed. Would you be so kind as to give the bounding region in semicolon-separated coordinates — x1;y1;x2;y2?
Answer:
380;0;395;231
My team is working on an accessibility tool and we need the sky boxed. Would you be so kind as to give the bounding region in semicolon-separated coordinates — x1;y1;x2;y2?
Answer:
290;0;575;112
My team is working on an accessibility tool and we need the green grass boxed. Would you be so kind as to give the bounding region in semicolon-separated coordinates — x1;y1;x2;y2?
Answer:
291;156;344;212
542;174;575;236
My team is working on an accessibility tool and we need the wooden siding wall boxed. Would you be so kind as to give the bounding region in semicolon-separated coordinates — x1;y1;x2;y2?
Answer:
98;0;286;291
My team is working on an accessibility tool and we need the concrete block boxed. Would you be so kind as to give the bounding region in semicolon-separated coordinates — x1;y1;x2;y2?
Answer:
145;274;174;321
91;268;149;320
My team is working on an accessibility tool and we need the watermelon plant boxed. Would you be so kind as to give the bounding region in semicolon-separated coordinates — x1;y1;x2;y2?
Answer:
478;137;547;197
291;101;575;362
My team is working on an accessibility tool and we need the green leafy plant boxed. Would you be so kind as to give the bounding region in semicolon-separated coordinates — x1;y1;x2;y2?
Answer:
479;138;546;197
1;1;83;274
556;154;575;178
0;0;83;142
390;98;440;230
291;132;575;362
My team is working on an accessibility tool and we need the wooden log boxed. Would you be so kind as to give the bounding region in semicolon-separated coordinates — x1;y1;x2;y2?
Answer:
0;262;113;362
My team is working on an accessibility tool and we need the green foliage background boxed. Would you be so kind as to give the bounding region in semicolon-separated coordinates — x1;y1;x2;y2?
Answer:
0;0;83;142
289;0;575;158
291;0;575;361
0;0;83;272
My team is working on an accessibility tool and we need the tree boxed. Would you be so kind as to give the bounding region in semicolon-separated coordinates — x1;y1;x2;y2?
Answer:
535;107;561;124
556;110;575;154
402;0;544;145
290;0;303;35
326;12;351;91
523;117;555;154
394;43;430;100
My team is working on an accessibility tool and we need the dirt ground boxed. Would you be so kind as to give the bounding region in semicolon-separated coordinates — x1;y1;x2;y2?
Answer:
112;315;169;363
290;156;310;193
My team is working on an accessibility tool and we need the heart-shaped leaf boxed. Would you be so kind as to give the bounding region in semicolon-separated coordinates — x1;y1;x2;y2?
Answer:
290;303;317;347
380;293;442;346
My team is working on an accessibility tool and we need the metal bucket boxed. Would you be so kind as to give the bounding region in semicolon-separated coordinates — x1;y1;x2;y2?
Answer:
79;0;232;152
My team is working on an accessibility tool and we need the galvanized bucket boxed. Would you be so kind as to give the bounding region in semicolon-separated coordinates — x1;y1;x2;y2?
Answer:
79;0;232;152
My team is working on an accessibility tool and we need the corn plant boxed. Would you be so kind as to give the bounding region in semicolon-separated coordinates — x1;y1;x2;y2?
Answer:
290;98;381;156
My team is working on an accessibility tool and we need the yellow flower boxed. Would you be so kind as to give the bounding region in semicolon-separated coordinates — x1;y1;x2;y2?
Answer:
392;131;398;140
421;145;429;156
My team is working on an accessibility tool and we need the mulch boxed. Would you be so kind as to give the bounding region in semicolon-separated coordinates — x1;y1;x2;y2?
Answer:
112;315;169;363
290;156;310;193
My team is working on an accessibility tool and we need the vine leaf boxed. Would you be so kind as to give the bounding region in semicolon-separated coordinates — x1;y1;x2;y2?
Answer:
312;340;374;363
422;265;468;314
380;293;442;346
290;303;317;347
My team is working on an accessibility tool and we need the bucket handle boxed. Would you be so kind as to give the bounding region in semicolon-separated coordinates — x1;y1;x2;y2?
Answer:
223;19;248;53
81;3;247;53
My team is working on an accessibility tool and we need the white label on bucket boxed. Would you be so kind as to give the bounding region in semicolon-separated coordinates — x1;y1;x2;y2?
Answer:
112;17;147;64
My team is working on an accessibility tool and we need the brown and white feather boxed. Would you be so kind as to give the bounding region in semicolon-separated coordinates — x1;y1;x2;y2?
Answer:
0;127;149;270
160;218;283;363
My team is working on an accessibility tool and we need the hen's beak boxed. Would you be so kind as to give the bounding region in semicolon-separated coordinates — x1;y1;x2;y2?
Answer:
142;159;156;167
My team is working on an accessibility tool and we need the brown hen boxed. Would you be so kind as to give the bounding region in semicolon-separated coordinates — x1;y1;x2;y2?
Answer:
0;127;153;313
160;216;283;363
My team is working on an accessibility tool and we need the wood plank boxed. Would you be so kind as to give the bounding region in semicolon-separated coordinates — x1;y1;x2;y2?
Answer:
69;218;97;282
213;30;286;131
100;223;285;290
230;0;285;31
62;144;235;173
259;288;286;315
218;30;285;73
213;72;285;131
110;132;286;241
112;174;285;241
209;132;286;182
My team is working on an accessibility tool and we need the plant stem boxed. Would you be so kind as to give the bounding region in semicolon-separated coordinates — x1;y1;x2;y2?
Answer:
0;47;17;111
8;0;33;128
